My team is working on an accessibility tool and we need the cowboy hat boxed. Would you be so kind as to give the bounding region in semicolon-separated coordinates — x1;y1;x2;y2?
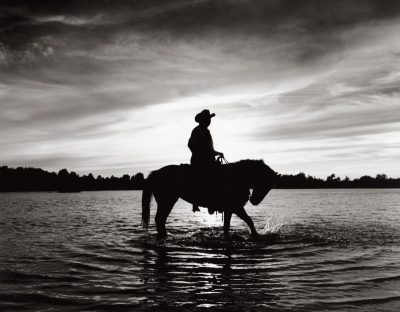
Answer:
195;109;215;123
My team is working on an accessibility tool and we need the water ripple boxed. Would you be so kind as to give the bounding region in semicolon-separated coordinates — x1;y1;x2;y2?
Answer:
1;190;400;311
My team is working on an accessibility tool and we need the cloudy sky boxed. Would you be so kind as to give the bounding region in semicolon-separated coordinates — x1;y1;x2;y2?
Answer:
1;0;400;178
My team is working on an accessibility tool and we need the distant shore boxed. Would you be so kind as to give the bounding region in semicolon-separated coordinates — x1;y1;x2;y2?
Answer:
1;166;399;192
0;166;144;192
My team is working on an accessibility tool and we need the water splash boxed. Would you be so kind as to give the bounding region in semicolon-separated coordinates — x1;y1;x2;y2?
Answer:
261;216;286;234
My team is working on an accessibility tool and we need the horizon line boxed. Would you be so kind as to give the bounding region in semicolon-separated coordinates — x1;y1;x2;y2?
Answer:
1;164;399;180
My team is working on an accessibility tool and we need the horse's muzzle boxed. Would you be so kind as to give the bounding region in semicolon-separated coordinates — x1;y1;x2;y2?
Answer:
249;196;258;205
250;186;272;205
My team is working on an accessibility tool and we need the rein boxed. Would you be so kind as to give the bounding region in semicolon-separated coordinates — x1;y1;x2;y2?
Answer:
217;155;229;165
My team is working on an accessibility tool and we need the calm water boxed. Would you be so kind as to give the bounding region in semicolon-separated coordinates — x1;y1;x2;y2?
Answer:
1;189;400;311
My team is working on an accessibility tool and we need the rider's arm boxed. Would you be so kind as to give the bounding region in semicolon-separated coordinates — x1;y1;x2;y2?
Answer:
208;131;223;157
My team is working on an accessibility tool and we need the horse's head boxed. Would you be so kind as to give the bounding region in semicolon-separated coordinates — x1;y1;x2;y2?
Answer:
248;161;279;206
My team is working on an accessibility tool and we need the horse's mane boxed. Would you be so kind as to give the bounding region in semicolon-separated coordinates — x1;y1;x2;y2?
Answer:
225;159;276;181
227;159;268;173
228;159;265;168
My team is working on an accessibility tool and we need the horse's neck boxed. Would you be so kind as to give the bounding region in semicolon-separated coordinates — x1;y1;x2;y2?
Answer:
225;164;253;188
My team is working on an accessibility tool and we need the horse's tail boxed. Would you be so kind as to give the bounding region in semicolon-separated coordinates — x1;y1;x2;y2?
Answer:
141;172;154;228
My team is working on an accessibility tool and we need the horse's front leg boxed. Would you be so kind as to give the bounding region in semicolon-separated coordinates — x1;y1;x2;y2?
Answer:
234;207;258;238
223;211;232;238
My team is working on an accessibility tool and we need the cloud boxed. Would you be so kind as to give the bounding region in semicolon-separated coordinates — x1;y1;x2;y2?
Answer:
1;0;400;177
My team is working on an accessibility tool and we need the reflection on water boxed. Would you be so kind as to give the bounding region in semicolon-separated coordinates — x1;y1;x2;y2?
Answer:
1;190;400;311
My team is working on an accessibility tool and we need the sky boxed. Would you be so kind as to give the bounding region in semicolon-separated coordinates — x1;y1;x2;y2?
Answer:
1;0;400;178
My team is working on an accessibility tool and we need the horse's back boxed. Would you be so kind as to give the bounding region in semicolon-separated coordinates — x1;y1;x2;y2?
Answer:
148;164;191;186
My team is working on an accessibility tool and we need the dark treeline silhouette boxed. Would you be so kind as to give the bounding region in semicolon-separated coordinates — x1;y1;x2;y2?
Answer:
0;166;144;192
276;172;400;188
1;166;400;192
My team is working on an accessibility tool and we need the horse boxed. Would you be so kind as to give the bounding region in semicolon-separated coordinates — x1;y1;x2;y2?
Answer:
142;159;278;238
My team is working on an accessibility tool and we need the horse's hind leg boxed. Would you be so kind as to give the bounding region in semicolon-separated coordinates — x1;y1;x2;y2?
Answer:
155;204;172;238
234;207;258;238
155;196;178;239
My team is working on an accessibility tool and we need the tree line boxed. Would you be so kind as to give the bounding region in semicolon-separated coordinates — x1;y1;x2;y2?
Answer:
275;172;400;188
0;166;399;192
0;166;144;192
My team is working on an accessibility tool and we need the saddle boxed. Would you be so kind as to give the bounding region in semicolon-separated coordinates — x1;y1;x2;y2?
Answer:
179;163;233;213
179;163;226;186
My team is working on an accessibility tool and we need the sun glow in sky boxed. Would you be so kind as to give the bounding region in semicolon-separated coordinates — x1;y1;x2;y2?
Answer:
1;0;400;178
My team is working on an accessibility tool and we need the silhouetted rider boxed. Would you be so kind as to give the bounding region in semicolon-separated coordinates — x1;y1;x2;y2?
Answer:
188;109;223;212
188;109;223;167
